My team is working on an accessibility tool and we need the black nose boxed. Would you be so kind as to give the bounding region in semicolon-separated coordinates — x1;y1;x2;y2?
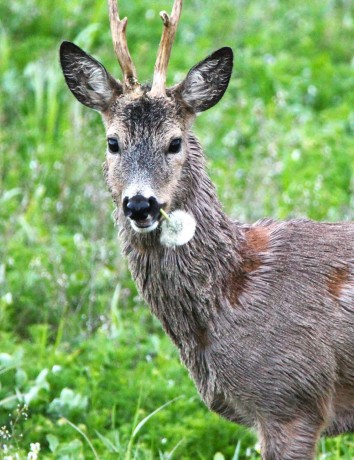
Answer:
123;195;159;221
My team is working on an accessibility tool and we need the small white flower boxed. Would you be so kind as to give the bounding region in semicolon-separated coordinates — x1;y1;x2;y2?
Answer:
27;442;41;459
160;210;196;248
30;443;40;453
51;365;62;374
0;426;11;440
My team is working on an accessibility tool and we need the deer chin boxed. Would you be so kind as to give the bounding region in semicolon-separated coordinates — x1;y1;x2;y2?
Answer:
130;219;159;234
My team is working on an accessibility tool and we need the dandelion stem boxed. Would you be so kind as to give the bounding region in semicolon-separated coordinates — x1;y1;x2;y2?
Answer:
160;208;171;221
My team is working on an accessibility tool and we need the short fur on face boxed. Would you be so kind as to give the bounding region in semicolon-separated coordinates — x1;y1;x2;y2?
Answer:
103;94;191;209
60;42;233;220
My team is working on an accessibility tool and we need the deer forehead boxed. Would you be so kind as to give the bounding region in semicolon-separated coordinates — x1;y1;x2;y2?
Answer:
104;94;190;143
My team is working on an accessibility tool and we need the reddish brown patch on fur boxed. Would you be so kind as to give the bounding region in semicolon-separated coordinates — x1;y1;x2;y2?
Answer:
242;226;270;274
226;270;246;306
328;267;349;299
226;226;270;307
243;255;262;273
245;226;270;253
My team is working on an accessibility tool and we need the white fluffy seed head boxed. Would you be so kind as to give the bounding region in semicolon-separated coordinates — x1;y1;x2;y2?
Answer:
160;210;196;248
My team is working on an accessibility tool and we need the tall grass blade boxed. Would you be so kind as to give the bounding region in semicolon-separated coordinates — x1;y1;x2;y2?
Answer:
110;283;122;337
125;387;143;460
232;440;242;460
132;395;184;438
160;438;185;460
64;418;100;460
95;430;120;453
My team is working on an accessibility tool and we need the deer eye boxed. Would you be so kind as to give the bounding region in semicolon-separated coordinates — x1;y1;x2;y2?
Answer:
168;138;182;154
107;137;120;154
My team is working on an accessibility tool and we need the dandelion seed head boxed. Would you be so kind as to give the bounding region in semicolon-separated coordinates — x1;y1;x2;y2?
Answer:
160;210;196;248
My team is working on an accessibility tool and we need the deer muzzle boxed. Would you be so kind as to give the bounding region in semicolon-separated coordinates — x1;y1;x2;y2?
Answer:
123;194;161;233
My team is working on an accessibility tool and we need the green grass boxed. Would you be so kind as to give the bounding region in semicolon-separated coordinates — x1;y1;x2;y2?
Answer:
1;0;354;458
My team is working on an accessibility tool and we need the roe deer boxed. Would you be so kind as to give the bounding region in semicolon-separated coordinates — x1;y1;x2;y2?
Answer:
60;0;354;458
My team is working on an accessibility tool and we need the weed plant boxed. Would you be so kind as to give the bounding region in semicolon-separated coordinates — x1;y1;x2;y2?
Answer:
0;0;354;458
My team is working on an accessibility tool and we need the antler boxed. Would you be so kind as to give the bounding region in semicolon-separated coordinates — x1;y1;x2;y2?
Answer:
108;0;140;93
148;0;183;97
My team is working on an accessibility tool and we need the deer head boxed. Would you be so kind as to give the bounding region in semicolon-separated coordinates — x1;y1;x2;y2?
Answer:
60;0;233;234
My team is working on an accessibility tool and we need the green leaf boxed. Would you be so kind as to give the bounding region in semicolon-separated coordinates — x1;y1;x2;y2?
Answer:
214;453;225;460
47;434;60;453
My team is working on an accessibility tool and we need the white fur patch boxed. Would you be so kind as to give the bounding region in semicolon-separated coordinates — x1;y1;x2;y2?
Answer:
123;183;156;201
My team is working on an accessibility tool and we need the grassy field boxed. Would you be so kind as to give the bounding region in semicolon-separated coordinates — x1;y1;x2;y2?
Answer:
1;0;354;458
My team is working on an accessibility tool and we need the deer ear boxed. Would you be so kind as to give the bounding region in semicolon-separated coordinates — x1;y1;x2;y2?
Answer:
59;41;123;112
175;47;233;113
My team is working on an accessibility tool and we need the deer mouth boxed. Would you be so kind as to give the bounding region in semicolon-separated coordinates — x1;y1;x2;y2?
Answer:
130;217;160;234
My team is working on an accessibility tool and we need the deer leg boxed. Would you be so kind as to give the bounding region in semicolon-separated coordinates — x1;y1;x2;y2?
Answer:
258;414;325;460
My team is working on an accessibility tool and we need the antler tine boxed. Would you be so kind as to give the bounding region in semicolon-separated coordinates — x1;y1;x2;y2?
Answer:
108;0;140;93
148;0;183;97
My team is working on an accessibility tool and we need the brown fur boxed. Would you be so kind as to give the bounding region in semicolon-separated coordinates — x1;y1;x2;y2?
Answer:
242;226;269;272
226;226;270;306
328;267;349;299
226;270;246;307
60;40;354;460
245;226;270;253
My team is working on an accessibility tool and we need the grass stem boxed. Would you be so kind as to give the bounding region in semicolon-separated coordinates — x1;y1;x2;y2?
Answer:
64;418;100;460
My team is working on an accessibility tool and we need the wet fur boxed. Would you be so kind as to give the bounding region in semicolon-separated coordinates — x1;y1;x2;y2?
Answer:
60;42;354;459
117;134;354;455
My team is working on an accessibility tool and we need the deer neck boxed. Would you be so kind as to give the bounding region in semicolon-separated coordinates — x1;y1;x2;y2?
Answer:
117;133;243;352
